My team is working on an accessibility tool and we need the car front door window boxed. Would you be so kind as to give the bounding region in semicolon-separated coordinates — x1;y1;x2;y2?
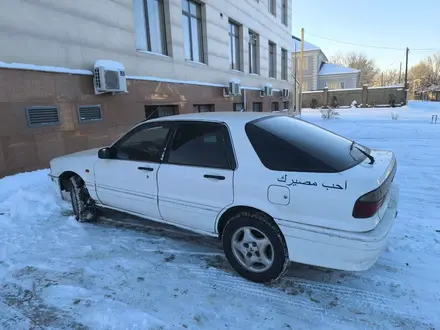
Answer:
114;125;171;162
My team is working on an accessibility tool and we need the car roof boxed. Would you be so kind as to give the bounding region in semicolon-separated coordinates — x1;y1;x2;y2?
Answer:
146;111;278;125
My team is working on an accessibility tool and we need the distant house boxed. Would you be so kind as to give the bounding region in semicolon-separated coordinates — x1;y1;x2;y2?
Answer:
292;36;360;91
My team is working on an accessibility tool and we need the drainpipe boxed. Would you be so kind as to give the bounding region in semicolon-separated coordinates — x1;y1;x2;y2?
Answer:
243;88;246;111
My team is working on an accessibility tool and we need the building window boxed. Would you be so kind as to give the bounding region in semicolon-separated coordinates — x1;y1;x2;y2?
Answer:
302;81;308;92
283;101;289;109
271;102;279;111
145;105;179;119
194;104;215;112
229;20;241;71
26;106;60;127
297;57;308;70
249;30;259;74
182;0;204;63
252;102;263;112
281;0;288;25
281;48;288;80
268;0;276;15
233;103;244;111
134;0;167;55
340;81;345;89
77;105;103;123
327;82;339;89
269;41;276;78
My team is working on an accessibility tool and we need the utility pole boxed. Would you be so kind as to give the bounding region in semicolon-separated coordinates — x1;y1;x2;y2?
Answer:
404;47;409;104
299;28;304;114
399;62;402;83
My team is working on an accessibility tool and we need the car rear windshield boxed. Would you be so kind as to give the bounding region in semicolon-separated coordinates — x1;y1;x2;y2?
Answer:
245;115;367;173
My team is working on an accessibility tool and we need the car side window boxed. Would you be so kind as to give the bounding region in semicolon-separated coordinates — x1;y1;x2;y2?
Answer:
245;123;334;173
113;124;171;162
166;123;234;169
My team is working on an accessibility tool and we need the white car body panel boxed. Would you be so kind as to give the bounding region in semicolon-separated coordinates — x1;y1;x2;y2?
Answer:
49;148;100;200
94;159;162;220
49;112;399;272
157;164;234;233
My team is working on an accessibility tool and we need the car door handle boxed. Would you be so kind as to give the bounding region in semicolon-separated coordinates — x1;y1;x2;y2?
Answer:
204;174;225;180
138;166;154;172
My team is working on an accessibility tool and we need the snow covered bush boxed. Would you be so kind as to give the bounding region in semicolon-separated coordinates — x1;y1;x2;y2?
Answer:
389;93;397;107
320;108;340;119
310;98;318;109
331;95;339;108
351;100;358;108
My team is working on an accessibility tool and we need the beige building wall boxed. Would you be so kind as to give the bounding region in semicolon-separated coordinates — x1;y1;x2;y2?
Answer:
0;0;293;90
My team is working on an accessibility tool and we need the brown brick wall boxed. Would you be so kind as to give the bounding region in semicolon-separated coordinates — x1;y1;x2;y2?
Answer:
302;86;405;108
0;68;285;178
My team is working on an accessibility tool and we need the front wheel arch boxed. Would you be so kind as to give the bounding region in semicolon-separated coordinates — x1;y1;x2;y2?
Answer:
59;171;82;192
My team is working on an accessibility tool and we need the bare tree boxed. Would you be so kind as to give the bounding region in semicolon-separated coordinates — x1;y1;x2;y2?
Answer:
374;69;400;86
409;53;440;92
329;51;346;66
329;52;379;87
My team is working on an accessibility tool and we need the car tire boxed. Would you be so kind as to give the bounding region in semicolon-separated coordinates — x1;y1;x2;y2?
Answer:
222;211;289;283
69;175;97;222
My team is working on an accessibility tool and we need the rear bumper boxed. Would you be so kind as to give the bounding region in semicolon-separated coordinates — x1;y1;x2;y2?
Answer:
277;183;399;271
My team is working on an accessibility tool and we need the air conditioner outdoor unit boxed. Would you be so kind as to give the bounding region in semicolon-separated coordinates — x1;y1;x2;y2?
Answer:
260;85;273;97
93;60;128;95
224;81;242;97
282;88;290;98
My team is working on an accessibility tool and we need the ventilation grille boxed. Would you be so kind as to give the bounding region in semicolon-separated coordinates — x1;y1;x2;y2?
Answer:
104;70;120;90
78;105;102;122
26;107;60;127
94;68;101;89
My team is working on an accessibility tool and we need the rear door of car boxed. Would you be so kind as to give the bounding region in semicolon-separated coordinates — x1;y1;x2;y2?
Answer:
157;121;236;233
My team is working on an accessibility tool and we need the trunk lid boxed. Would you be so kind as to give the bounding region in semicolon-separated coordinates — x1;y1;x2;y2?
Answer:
368;150;397;220
342;148;397;231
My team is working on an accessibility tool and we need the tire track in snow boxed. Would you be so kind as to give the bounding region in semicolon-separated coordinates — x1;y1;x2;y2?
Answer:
164;263;429;326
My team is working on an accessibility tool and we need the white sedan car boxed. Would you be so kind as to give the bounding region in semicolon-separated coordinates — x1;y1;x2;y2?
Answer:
49;112;399;283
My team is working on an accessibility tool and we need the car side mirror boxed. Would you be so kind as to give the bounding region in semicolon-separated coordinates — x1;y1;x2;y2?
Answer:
98;147;112;159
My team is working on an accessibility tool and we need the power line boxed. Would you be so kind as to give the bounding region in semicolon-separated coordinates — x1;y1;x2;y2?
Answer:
305;31;440;52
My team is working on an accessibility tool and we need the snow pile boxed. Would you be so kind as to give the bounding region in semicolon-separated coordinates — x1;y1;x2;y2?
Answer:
0;106;439;328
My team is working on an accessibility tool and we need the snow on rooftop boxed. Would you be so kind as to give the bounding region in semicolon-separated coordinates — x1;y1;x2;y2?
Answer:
292;37;320;52
319;63;360;76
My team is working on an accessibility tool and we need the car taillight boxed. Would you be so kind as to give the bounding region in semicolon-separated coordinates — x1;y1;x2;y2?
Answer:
353;156;397;219
352;188;387;219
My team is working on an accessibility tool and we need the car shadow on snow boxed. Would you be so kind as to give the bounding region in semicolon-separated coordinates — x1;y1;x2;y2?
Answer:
93;208;352;285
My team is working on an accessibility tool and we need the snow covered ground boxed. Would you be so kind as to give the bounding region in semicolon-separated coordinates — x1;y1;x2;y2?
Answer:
0;101;439;330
